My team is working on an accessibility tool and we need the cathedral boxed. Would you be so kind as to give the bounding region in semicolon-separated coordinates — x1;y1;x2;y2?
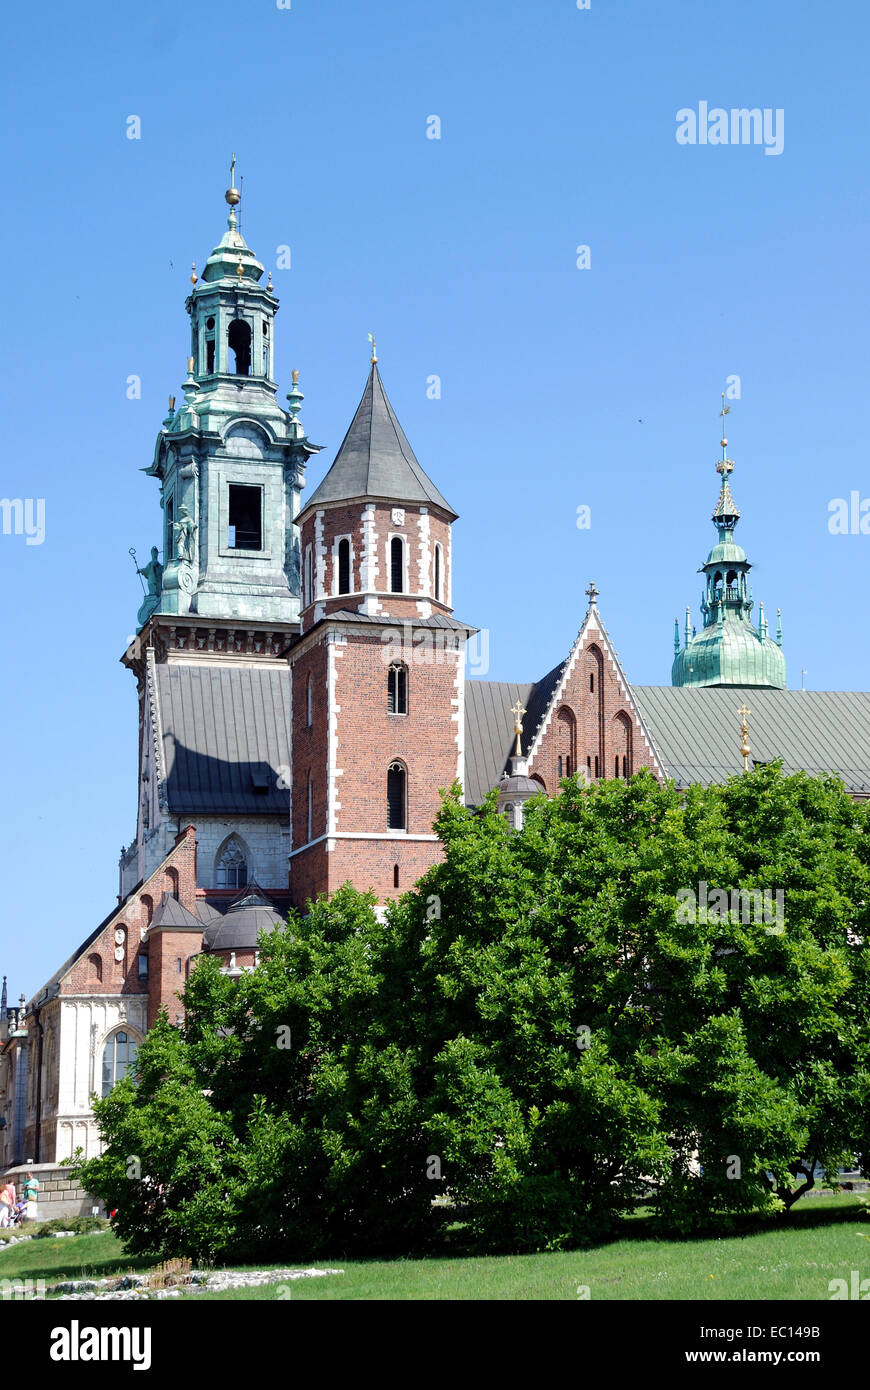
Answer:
3;177;870;1177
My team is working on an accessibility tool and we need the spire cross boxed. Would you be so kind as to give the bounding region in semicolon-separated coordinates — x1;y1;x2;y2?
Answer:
230;152;236;190
368;332;377;364
737;704;752;771
585;580;599;606
716;391;733;476
510;700;527;758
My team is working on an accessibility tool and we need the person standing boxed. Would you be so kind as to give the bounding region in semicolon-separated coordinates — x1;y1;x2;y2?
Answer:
0;1180;16;1228
22;1171;38;1222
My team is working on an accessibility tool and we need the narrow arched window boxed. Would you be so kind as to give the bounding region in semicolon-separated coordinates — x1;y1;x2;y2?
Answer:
307;775;314;842
594;756;599;778
623;755;628;779
390;537;404;592
228;319;251;376
307;674;313;727
304;546;313;607
434;544;442;601
216;838;247;891
88;953;103;983
337;538;351;595
101;1031;138;1098
393;864;400;888
566;756;572;777
387;762;406;830
388;662;408;714
590;673;594;692
558;755;563;778
615;757;620;778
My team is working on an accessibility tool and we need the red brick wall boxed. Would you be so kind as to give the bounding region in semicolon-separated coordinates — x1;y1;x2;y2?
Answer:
289;626;460;907
528;635;657;792
61;826;199;1011
299;502;453;630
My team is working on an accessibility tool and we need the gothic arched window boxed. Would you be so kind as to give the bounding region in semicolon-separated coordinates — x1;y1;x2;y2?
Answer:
304;546;314;607
388;662;408;715
88;953;103;983
337;538;351;595
434;544;442;601
390;537;404;593
387;761;407;830
101;1031;138;1098
216;838;247;891
307;674;314;727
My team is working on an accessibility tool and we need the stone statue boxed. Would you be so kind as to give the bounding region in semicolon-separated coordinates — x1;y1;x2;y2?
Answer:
172;504;196;562
137;547;164;597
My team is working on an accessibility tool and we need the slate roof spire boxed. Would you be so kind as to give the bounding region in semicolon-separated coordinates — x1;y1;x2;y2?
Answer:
299;361;457;520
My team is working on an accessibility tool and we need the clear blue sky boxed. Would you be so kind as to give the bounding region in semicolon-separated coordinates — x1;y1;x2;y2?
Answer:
3;0;868;1000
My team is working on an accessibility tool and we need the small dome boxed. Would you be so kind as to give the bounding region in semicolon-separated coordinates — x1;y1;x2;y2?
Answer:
672;618;786;689
202;885;285;952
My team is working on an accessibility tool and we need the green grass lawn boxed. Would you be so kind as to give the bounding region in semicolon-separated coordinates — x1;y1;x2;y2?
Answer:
1;1196;867;1300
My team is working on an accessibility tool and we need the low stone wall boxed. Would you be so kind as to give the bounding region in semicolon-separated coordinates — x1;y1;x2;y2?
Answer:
2;1163;103;1223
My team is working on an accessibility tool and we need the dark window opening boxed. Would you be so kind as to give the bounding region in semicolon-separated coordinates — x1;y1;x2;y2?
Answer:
623;755;628;779
176;957;182;974
558;755;563;778
137;954;148;980
388;663;408;715
387;762;406;830
590;673;594;692
206;317;215;329
262;320;269;335
228;318;252;376
393;864;400;888
206;339;215;373
337;538;351;594
390;536;404;592
566;756;572;777
594;756;599;778
587;755;592;774
434;546;441;600
228;484;263;550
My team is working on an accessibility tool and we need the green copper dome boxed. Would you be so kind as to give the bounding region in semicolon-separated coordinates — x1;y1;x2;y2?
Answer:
672;405;786;690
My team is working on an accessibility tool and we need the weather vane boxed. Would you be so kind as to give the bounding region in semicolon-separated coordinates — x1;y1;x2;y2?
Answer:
717;392;734;476
368;332;377;364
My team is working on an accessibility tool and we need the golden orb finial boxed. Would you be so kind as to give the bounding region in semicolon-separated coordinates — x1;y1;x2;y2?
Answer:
236;256;244;280
190;261;197;287
368;331;378;364
225;151;241;206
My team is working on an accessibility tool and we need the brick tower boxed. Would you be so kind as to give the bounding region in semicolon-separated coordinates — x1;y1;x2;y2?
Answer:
289;347;476;907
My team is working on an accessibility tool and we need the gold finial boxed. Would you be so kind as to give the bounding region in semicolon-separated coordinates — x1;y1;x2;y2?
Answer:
236;255;244;280
368;332;377;364
225;152;241;206
291;369;299;385
716;392;734;476
190;262;197;287
510;699;527;758
267;271;273;292
168;394;176;412
186;356;194;376
738;703;752;772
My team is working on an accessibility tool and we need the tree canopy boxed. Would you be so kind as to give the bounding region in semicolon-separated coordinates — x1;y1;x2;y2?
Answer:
75;766;870;1259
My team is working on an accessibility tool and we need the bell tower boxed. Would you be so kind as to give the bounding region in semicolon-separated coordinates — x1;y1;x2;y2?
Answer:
139;159;321;628
120;166;320;899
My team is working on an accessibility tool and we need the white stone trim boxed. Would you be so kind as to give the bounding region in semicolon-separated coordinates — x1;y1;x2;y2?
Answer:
386;532;410;596
331;532;355;597
326;631;346;836
360;505;381;615
289;831;440;858
314;510;327;600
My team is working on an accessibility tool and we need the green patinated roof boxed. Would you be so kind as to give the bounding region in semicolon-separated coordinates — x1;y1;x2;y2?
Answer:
672;616;786;688
200;206;264;284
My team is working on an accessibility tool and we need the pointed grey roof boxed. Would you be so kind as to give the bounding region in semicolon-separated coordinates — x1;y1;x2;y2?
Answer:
299;365;457;520
149;898;203;930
